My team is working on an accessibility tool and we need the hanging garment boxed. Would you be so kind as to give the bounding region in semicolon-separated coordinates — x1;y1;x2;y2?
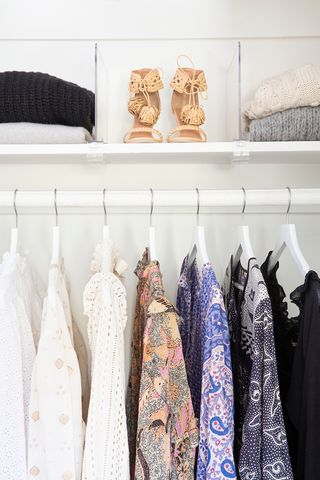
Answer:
126;249;164;474
82;239;130;480
177;256;235;480
286;271;320;480
134;295;198;480
28;261;84;480
72;319;90;423
261;252;299;469
0;252;43;480
223;257;293;480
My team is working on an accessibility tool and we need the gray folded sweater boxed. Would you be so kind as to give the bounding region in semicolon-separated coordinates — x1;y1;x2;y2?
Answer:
249;106;320;141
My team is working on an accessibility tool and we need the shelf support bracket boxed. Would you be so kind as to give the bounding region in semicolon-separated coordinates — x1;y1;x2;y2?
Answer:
86;141;104;164
231;139;250;163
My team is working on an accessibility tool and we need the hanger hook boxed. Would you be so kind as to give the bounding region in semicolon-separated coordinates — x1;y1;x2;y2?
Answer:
54;189;58;227
196;188;200;226
150;188;154;227
102;188;107;226
13;189;18;228
286;186;292;224
241;187;246;221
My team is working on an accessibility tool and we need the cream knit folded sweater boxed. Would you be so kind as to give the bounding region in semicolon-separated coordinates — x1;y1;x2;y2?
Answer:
244;64;320;121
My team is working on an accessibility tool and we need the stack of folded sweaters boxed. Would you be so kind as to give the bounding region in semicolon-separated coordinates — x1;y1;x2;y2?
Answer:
244;64;320;141
0;71;95;143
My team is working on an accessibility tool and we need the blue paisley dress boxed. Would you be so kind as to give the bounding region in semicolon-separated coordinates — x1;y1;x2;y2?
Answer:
177;256;236;479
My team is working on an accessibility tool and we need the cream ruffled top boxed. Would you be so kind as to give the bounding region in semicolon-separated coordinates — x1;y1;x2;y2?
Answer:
82;238;130;480
244;64;320;122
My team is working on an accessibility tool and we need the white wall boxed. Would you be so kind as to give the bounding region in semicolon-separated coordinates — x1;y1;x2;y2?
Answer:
1;1;320;379
1;0;320;39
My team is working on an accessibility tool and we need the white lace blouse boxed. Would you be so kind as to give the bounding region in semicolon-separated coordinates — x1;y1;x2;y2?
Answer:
28;261;84;480
0;252;43;480
82;239;130;480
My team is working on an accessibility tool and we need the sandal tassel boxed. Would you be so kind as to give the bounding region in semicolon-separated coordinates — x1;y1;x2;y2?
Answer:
180;104;205;126
139;105;160;126
128;97;145;116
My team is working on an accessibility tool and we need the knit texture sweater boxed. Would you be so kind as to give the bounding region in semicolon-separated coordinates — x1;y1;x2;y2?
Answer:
0;71;95;133
249;106;320;141
244;64;320;122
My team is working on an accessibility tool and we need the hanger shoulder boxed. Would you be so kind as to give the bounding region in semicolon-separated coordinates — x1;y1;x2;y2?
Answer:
102;225;110;240
188;225;209;267
268;224;310;276
51;225;60;264
10;227;18;255
238;225;255;262
148;225;157;262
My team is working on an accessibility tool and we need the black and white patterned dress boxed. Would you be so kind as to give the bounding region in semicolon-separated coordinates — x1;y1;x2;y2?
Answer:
223;257;293;480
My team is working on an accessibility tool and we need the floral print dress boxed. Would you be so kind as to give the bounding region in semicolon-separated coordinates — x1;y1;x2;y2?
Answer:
126;250;165;475
135;296;198;480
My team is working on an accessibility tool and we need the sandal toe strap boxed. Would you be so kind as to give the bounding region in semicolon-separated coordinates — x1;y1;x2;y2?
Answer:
167;125;207;142
124;127;163;143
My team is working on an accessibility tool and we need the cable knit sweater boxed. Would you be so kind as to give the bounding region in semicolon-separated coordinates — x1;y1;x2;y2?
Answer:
244;64;320;122
249;106;320;141
0;71;95;133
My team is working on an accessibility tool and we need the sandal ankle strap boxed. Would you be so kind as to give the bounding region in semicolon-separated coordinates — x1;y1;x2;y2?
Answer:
129;69;163;94
170;68;207;95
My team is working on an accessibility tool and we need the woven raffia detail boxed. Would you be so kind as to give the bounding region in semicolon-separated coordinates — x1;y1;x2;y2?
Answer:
139;105;159;125
170;69;207;94
128;97;146;116
129;69;163;94
180;104;205;126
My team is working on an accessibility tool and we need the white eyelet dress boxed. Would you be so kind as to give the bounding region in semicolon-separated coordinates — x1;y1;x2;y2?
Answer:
0;252;43;480
28;261;84;480
81;239;130;480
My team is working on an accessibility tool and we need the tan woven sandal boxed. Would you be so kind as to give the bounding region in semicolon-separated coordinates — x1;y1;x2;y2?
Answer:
124;68;164;143
167;55;208;143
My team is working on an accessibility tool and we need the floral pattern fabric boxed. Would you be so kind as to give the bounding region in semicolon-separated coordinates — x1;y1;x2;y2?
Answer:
126;249;165;475
177;257;235;479
135;296;198;480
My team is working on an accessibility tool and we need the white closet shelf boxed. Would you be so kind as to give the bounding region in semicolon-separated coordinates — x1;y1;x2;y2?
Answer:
0;141;320;164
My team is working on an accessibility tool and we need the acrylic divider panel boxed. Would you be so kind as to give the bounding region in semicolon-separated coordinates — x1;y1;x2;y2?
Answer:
2;37;320;145
96;39;238;143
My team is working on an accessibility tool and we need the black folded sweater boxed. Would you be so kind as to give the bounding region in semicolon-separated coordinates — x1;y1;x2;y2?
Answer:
0;71;95;133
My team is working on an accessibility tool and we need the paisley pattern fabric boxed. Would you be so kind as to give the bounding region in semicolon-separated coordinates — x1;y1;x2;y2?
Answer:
260;252;299;469
223;257;293;480
135;295;198;480
176;256;202;417
126;249;164;476
177;257;235;479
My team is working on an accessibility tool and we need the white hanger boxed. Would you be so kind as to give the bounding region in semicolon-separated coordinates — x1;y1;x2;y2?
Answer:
187;188;210;267
10;189;19;254
268;187;310;277
101;188;113;274
51;189;60;265
148;188;157;262
102;188;110;240
232;187;255;272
